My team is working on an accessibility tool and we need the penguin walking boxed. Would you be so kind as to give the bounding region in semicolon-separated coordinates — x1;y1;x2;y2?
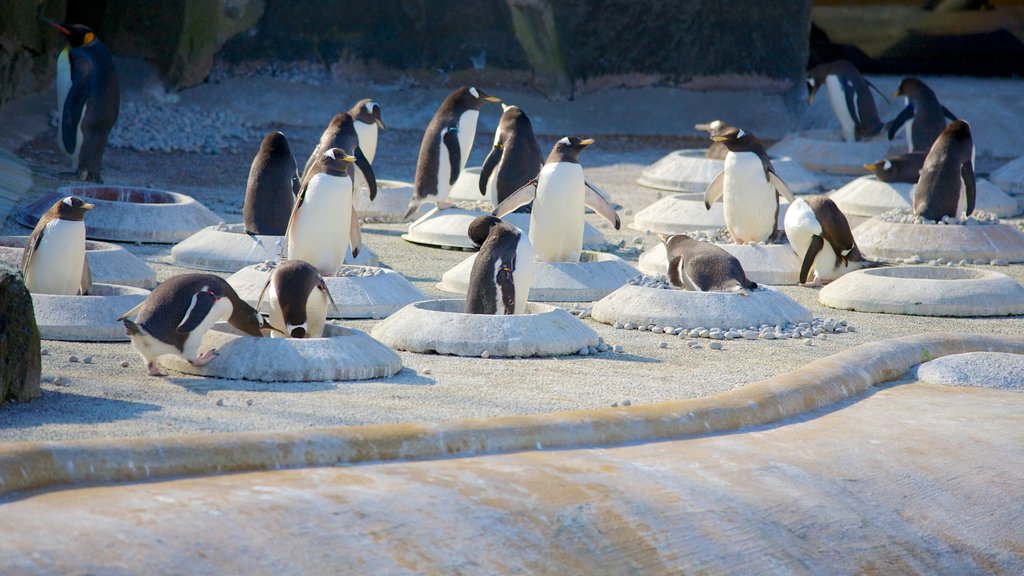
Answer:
302;112;377;201
807;60;885;143
864;152;927;184
914;120;976;221
784;196;869;285
44;19;119;183
703;127;795;244
478;104;544;209
660;234;758;295
118;274;271;376
244;131;299;236
286;148;361;275
20;196;93;295
887;78;958;153
694;120;734;160
405;86;501;218
256;259;337;339
492;137;621;263
464;215;534;315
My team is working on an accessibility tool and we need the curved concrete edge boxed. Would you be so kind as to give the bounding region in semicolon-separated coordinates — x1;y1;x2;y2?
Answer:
830;176;1019;219
353;179;428;221
636;150;821;195
638;241;801;285
767;130;897;175
403;207;608;251
629;195;788;235
0;236;156;289
32;284;150;342
1;332;1021;498
854;219;1024;263
990;155;1024;196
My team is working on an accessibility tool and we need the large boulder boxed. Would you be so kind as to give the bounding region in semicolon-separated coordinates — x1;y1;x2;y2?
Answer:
0;0;67;107
0;263;41;405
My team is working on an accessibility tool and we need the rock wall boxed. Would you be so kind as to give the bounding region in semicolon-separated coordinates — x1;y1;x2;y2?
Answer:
0;264;42;405
0;0;67;107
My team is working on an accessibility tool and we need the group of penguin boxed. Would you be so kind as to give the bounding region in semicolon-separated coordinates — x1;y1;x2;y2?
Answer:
30;19;979;375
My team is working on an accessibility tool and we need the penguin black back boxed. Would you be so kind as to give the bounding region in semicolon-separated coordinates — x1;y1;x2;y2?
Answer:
244;131;298;235
479;105;544;208
663;235;757;294
465;215;522;315
887;77;958;152
303;113;376;199
806;60;884;140
914;120;976;221
269;260;325;338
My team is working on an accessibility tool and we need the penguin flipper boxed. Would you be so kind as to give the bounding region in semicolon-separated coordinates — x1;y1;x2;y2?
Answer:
584;182;621;230
117;301;146;322
887;106;914;141
666;256;684;289
61;56;92;157
349;205;362;259
704;172;725;209
843;81;862;128
176;292;217;333
942;106;958;122
492;180;537;218
354;147;377;201
962;160;976;216
479;145;503;196
20;225;43;282
768;172;795;204
800;235;825;285
320;278;340;315
80;257;92;296
255;278;271;313
443;127;461;186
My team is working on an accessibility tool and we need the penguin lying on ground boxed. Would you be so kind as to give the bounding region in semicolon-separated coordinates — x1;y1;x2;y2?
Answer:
256;259;337;339
479;104;544;210
864;152;927;184
914;120;976;221
887;77;958;154
21;196;93;295
244;131;299;236
464;215;534;315
286;148;361;275
806;60;886;143
119;274;274;376
784;196;871;285
694;120;734;160
660;234;758;295
302;112;377;201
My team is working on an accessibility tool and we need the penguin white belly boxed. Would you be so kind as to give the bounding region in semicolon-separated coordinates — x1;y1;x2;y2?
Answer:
56;48;72;156
181;298;234;361
825;75;856;143
267;289;286;339
511;232;534;315
305;290;329;338
723;152;778;244
26;219;86;295
287;172;352;274
484;155;502;205
130;332;181;365
529;162;585;262
457;110;478;170
436;140;452;202
353;122;378;164
813;240;839;281
783;200;817;259
69;104;86;169
905;119;914;153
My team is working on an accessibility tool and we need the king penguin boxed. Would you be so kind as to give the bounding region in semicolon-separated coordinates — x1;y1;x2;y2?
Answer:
703;127;795;244
244;131;299;236
302;112;377;201
784;196;869;285
21;196;93;295
492;137;620;263
807;60;885;143
405;86;501;218
478;104;544;209
45;19;120;182
914;120;976;221
660;234;758;295
887;77;958;153
257;259;337;339
286;148;361;275
464;215;534;315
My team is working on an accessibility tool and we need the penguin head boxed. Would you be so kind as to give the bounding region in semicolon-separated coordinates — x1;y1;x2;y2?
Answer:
694;120;732;137
863;158;895;180
468;215;503;248
710;127;762;153
271;260;329;339
262;131;292;155
350;99;384;129
43;19;97;48
548;136;593;164
895;77;926;99
318;148;356;175
55;196;95;221
806;72;823;103
458;86;501;110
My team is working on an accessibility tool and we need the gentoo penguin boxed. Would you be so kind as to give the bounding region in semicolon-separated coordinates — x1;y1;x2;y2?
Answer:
405;86;501;218
44;19;120;183
914;120;976;221
464;215;534;315
703;127;795;244
864;152;927;184
348;99;384;165
118;274;271;376
286;148;361;275
784;196;869;285
478;104;544;209
243;131;299;236
806;60;884;143
492;137;620;263
694;120;734;160
887;77;958;153
20;196;93;295
302;112;377;201
660;234;758;295
257;259;336;339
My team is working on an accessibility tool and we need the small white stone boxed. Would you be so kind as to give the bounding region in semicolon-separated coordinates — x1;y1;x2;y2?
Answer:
658;341;668;349
577;347;588;356
40;348;49;356
120;361;130;368
847;325;857;332
51;376;64;386
215;398;224;406
422;368;432;375
761;332;776;340
83;357;93;364
663;326;674;334
742;330;758;340
613;344;624;353
613;322;623;329
708;341;723;350
804;339;814;346
482;350;491;358
68;355;79;363
246;399;254;406
622;399;632;406
624;323;635;330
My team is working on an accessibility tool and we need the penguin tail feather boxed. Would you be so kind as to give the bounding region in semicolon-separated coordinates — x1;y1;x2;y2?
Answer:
402;200;421;221
123;319;142;336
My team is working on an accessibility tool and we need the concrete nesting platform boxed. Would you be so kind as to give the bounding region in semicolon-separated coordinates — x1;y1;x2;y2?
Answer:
170;223;378;272
371;299;599;357
161;324;402;382
352;179;427;221
819;266;1024;317
989;155;1024;198
403;206;607;251
916;352;1024;390
438;250;639;302
854;218;1024;263
639;241;802;285
227;263;425;319
767;130;898;175
17;185;222;243
830;176;1020;219
629;193;789;234
32;283;149;341
0;235;156;289
636;149;821;194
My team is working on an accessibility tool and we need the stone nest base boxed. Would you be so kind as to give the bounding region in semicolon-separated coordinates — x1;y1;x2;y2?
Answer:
32;283;150;341
854;218;1024;263
990;155;1024;200
353;180;428;222
0;236;156;289
403;206;608;251
830;176;1019;219
630;194;788;234
639;241;802;285
636;149;821;194
767;130;898;175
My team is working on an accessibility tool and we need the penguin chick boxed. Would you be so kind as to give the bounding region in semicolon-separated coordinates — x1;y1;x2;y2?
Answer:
864;152;927;184
784;196;869;285
661;234;758;295
21;195;94;295
465;215;534;315
257;259;336;339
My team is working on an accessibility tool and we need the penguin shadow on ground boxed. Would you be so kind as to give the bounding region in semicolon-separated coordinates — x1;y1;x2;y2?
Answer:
164;376;339;395
371;367;436;386
361;228;405;238
0;389;161;427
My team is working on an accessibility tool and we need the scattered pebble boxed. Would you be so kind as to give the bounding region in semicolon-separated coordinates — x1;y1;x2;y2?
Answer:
658;341;668;349
120;361;130;368
83;357;93;364
577;347;589;356
215;399;224;406
422;368;432;375
40;348;49;356
708;341;723;350
51;376;64;386
246;399;254;406
612;345;624;353
68;356;79;363
622;399;632;406
877;208;998;226
804;339;814;347
481;351;491;359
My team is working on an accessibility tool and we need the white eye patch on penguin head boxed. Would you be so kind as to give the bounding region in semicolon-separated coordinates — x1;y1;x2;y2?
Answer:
736;128;747;139
469;87;480;98
883;160;892;170
558;137;571;146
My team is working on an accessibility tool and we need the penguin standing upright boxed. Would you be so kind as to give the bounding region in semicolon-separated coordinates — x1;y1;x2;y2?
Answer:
405;86;501;218
784;196;869;285
887;77;958;153
478;104;544;208
464;215;534;315
660;234;758;295
694;120;734;160
44;19;119;182
118;274;271;376
703;127;795;244
493;137;620;263
286;148;361;275
348;99;384;164
244;131;299;236
864;152;927;183
302;112;377;201
806;60;885;143
914;120;976;221
257;259;336;339
21;196;93;295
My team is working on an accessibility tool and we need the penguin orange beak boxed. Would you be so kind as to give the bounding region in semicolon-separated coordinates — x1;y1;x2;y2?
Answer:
484;96;501;103
711;136;729;142
82;202;95;210
341;154;357;163
375;118;385;129
579;138;595;147
863;163;877;171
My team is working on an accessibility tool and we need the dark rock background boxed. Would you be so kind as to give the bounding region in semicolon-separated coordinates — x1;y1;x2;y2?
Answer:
0;263;42;406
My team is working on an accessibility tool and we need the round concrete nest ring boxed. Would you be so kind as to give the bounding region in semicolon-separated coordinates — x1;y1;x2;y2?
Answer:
638;242;801;285
990;155;1024;197
438;250;639;302
819;266;1024;317
353;179;427;221
830;176;1019;219
767;130;898;175
915;352;1024;389
228;263;425;319
371;300;599;357
160;324;402;382
854;218;1024;263
630;194;788;235
591;284;812;330
0;235;155;289
170;224;378;273
32;283;150;341
636;149;821;194
18;185;222;244
402;207;606;251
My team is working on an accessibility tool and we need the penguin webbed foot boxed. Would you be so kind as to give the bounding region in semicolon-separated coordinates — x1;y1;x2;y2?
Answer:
191;349;220;367
147;362;168;377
